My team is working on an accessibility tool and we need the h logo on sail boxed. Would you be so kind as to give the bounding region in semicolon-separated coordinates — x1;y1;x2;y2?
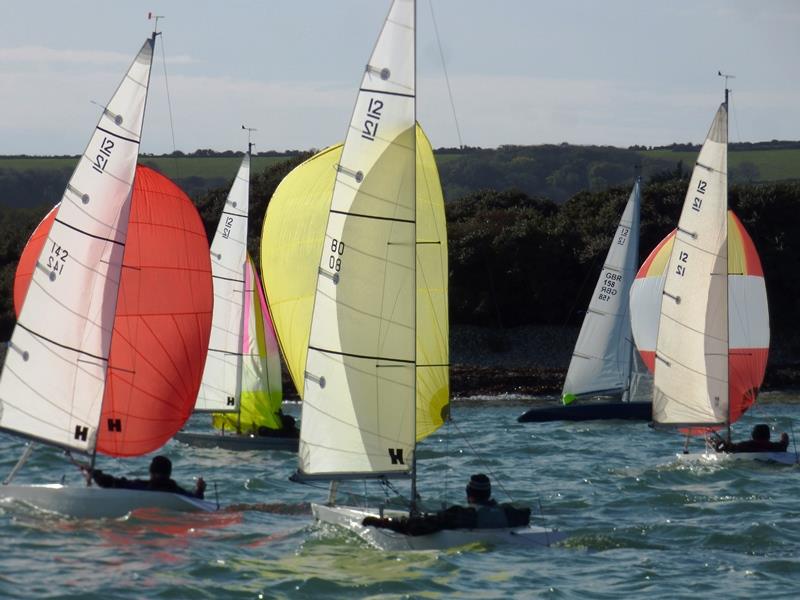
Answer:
388;448;404;465
107;418;122;433
74;425;89;441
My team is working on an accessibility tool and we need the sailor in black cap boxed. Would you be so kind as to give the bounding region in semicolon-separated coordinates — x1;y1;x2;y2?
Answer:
466;473;493;506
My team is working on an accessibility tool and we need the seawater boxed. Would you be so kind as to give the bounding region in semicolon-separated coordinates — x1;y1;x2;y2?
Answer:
1;392;799;599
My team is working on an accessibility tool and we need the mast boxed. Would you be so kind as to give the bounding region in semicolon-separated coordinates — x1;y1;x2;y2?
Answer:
720;73;732;442
242;125;257;156
410;0;418;515
622;175;641;403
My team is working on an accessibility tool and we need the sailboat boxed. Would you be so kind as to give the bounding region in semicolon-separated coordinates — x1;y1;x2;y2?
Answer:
629;212;770;422
649;89;790;463
518;178;649;422
264;0;563;550
173;149;295;451
0;31;218;517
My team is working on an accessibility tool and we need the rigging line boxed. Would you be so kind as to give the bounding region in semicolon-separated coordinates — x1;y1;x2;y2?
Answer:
158;32;180;179
448;419;515;504
427;0;463;148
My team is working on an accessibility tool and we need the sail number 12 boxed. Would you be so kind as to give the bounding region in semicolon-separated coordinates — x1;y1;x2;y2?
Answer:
91;136;115;174
361;98;383;141
677;179;708;276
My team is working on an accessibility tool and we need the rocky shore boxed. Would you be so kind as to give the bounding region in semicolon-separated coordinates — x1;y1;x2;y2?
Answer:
278;324;800;400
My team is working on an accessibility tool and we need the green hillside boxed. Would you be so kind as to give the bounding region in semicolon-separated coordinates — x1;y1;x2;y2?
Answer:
0;155;287;178
640;148;800;182
1;144;798;209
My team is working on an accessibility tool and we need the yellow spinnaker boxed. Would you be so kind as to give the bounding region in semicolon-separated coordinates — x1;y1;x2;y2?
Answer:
261;124;449;442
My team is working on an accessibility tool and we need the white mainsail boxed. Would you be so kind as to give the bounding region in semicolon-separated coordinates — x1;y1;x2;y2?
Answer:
196;153;251;412
653;103;729;427
0;37;155;454
298;0;416;478
562;179;641;403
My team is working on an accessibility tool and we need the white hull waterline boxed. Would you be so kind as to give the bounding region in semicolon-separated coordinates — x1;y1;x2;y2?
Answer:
312;504;566;551
676;451;799;466
0;484;217;518
174;431;298;452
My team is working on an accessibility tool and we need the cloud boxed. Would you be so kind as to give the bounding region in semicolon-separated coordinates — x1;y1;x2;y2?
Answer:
1;70;798;155
0;45;195;66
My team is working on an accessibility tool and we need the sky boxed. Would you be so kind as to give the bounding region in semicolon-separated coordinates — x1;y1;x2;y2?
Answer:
1;0;798;155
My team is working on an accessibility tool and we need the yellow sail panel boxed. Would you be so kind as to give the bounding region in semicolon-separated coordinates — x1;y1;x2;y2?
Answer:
260;145;342;398
260;126;449;440
415;126;450;441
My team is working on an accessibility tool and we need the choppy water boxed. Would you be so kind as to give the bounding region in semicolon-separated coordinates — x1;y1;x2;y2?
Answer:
1;392;799;599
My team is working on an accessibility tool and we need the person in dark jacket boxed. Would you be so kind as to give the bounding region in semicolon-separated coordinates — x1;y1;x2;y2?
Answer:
714;424;790;453
89;455;206;499
362;473;530;535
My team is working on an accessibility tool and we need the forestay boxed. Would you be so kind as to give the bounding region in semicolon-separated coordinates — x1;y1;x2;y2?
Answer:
299;0;417;478
196;154;251;412
653;104;729;427
562;179;640;403
0;38;156;454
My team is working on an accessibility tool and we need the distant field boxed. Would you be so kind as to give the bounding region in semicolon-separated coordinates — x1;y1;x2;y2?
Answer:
640;149;800;181
431;153;462;166
0;156;291;179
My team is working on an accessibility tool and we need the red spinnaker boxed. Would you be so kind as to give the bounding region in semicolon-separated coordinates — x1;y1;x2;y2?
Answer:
14;166;212;456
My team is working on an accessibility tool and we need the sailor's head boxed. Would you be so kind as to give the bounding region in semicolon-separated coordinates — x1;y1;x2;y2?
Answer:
466;473;492;503
149;455;172;479
752;424;771;442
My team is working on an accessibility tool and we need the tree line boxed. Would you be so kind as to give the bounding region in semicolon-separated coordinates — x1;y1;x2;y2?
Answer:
0;158;798;362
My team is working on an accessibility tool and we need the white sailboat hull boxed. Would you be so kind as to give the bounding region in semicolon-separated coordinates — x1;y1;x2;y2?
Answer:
174;431;298;452
312;503;566;551
676;451;799;466
0;484;217;518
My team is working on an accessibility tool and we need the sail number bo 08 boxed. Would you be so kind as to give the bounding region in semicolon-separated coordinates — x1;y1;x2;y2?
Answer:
329;238;345;272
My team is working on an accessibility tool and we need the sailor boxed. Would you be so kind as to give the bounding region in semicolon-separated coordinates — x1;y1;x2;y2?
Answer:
257;412;300;438
714;424;790;453
87;455;206;499
361;473;530;534
463;473;509;528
